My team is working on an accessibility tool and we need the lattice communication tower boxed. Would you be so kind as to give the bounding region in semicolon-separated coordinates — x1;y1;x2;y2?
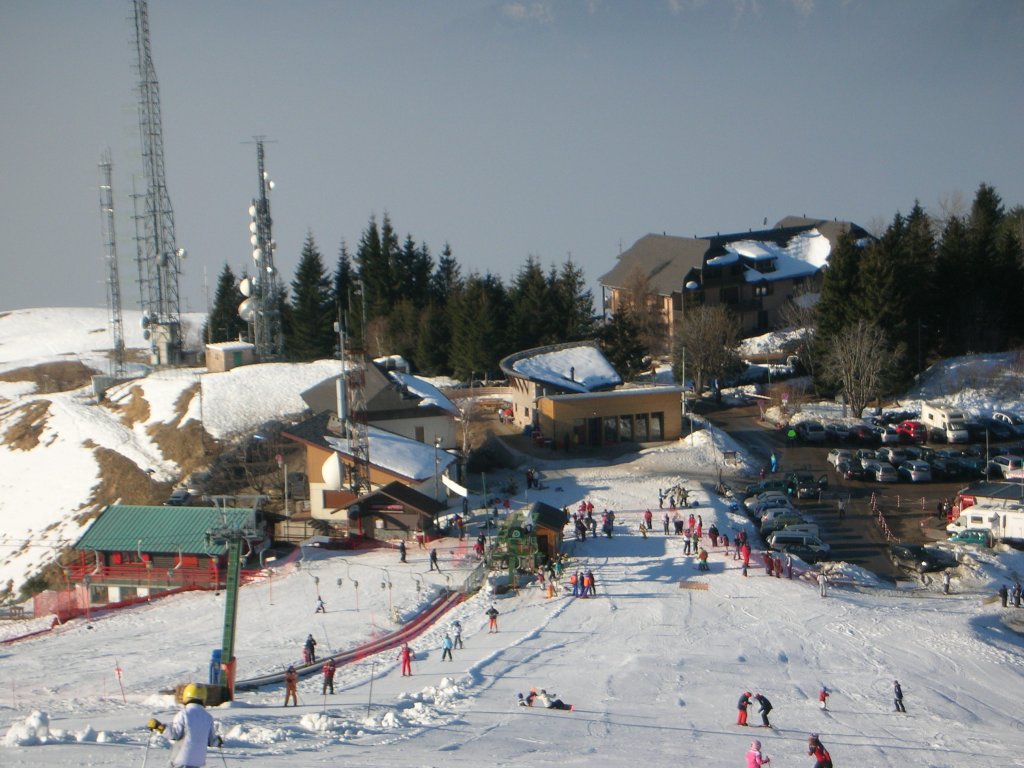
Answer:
239;139;283;360
98;150;127;380
132;0;184;365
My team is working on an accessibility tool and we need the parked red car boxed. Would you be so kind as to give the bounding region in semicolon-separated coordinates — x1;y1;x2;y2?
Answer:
896;420;927;444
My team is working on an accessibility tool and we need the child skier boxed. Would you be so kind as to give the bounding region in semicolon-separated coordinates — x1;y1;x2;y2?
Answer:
746;738;770;767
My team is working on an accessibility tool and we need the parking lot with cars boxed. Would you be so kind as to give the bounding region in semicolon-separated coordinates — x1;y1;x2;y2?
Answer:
708;403;1024;579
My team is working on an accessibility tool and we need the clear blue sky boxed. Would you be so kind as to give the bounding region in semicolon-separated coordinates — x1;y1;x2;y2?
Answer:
2;1;1022;314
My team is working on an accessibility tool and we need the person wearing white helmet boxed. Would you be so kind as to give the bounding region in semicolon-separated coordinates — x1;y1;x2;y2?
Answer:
745;738;770;768
147;683;222;768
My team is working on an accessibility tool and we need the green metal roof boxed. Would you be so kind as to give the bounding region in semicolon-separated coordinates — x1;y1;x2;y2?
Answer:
75;505;257;556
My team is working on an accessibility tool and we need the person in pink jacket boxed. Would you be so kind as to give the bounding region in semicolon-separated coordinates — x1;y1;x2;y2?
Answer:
746;739;771;767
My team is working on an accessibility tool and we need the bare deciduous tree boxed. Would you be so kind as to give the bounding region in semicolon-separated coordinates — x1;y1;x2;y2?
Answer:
672;305;743;396
777;289;820;390
820;320;894;417
622;267;667;355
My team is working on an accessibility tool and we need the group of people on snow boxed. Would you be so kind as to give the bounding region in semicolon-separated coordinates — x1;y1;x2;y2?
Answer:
517;687;573;711
736;691;773;728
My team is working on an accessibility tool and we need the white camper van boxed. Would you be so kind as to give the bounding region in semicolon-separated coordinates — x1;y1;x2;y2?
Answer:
921;403;969;444
947;504;1024;543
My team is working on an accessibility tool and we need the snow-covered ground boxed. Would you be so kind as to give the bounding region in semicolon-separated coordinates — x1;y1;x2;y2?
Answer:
3;308;1024;766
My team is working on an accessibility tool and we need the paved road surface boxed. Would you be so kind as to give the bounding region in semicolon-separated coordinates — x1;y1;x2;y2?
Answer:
700;403;973;580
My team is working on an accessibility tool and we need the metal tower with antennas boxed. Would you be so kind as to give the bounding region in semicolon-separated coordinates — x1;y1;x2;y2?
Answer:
239;139;283;360
98;150;127;380
132;0;184;365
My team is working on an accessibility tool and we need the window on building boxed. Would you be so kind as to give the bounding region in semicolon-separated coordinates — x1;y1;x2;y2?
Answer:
636;414;649;441
618;415;634;441
753;282;772;297
651;412;664;440
603;416;618;443
573;419;586;447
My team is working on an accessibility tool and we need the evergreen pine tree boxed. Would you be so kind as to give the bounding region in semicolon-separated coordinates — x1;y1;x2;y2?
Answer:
598;310;648;380
205;263;247;343
552;256;597;341
287;232;335;360
449;273;510;378
355;215;388;319
509;256;552;351
333;241;355;337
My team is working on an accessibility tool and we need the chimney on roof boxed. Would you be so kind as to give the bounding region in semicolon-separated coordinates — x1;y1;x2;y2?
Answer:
570;366;575;382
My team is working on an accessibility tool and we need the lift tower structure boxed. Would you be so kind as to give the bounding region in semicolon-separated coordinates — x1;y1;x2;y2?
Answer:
132;0;184;365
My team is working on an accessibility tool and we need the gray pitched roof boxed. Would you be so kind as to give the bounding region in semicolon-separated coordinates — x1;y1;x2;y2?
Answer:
601;216;872;297
599;234;708;295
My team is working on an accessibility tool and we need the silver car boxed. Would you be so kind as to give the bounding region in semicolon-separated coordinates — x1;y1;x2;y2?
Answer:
897;459;932;483
865;461;899;483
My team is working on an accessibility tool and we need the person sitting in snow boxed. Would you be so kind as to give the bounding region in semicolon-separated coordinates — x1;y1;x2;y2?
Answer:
535;689;573;710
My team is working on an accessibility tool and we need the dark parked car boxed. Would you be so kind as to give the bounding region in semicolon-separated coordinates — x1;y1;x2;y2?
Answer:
165;487;192;506
785;471;827;499
888;543;958;573
928;449;965;480
744;478;789;496
846;423;880;445
968;417;1014;442
835;459;867;481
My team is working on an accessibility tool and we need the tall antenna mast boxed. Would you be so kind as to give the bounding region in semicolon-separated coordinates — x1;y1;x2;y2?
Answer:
132;0;184;365
99;150;127;380
241;138;283;360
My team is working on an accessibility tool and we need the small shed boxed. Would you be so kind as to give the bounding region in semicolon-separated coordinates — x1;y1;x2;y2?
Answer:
525;501;570;560
205;341;256;372
342;481;446;541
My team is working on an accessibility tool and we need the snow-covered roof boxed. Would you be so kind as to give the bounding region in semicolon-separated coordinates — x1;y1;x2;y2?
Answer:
541;385;685;402
708;228;832;283
205;341;255;352
389;372;460;415
502;342;621;393
325;426;458;482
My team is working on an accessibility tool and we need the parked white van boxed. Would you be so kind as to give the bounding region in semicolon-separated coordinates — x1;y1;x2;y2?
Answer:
921;403;969;443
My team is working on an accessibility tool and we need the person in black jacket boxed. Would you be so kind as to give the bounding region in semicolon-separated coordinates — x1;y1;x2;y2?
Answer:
894;679;906;712
754;693;773;727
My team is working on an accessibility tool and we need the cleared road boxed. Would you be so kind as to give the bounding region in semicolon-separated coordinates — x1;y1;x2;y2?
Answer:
701;402;973;580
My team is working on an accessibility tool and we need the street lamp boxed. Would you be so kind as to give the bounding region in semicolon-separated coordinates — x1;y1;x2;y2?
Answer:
681;280;699;430
434;436;443;502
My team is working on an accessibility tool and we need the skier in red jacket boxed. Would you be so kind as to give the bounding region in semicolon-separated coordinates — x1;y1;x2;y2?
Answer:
398;643;414;676
807;733;833;768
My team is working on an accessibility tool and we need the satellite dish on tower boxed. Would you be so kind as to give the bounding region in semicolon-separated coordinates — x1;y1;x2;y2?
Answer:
239;278;251;297
238;298;255;323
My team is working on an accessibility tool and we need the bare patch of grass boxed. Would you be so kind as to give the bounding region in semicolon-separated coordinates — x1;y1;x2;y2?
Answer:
117;385;151;428
3;400;51;451
0;360;97;394
80;441;171;519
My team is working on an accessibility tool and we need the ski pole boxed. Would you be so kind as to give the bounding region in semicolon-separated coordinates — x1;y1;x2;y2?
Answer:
140;730;154;768
218;744;229;768
366;661;377;719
